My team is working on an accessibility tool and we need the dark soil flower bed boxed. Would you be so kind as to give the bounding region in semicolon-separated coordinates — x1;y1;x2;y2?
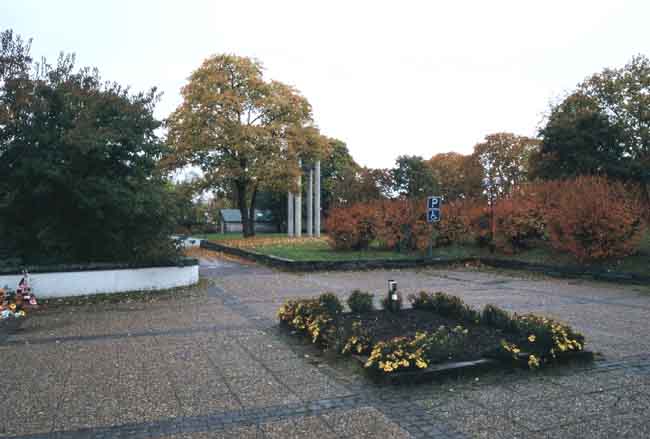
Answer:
336;308;504;363
278;290;592;383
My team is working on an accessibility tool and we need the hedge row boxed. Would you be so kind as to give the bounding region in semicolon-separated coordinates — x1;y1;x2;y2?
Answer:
326;176;647;262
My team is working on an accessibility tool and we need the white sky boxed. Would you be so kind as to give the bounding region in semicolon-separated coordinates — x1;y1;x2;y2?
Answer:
4;0;650;168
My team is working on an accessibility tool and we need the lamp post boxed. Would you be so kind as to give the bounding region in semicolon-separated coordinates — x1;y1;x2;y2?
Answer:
387;280;400;312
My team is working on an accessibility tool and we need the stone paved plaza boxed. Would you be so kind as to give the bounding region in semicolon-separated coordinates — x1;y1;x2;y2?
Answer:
2;257;650;438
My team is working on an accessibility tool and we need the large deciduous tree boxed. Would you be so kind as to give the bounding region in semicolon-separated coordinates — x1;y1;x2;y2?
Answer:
0;29;176;263
166;55;325;237
472;133;539;202
427;152;484;201
530;92;627;180
532;55;650;202
391;155;439;198
321;138;360;210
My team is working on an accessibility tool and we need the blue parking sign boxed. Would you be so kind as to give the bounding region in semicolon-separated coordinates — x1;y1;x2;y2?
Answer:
427;196;441;209
427;196;442;223
427;208;440;223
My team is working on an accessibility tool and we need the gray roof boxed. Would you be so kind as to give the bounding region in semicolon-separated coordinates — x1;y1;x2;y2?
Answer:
219;209;273;223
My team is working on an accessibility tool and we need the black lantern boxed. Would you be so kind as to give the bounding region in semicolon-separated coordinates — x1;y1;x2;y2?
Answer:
387;280;400;312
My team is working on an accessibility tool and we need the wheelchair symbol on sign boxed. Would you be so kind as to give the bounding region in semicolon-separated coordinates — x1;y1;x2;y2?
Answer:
428;208;441;223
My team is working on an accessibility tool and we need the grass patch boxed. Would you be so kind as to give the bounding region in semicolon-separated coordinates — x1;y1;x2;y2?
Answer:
430;240;650;277
203;231;649;277
253;240;419;261
195;232;286;241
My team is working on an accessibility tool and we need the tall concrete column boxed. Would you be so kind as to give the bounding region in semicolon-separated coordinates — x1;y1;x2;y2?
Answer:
315;160;321;237
295;160;302;237
307;167;314;236
287;192;294;236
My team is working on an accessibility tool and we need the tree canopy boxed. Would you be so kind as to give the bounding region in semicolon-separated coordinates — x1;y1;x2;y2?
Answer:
531;92;627;180
166;54;328;236
391;155;439;198
472;133;539;201
427;152;484;200
0;29;177;263
532;55;650;201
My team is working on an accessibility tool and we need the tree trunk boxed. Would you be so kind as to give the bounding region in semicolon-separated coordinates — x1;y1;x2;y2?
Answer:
236;180;253;238
247;185;258;237
641;182;650;222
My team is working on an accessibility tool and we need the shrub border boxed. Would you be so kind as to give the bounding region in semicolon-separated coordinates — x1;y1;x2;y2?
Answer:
200;240;650;285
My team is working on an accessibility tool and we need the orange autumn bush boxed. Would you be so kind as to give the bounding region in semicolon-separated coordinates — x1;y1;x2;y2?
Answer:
327;199;433;252
492;187;546;253
326;177;645;262
325;203;375;250
434;198;484;246
543;177;645;262
367;200;403;250
373;199;432;251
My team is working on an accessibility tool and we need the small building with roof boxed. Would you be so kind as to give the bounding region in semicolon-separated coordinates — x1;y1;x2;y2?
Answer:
218;209;276;233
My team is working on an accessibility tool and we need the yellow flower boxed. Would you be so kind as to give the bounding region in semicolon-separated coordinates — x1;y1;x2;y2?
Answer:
415;358;428;369
528;355;540;368
528;335;536;343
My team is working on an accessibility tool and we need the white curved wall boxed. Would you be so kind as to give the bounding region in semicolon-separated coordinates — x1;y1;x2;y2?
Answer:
0;265;199;298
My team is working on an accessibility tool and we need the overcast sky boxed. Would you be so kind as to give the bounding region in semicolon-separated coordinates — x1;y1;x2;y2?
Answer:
4;1;650;168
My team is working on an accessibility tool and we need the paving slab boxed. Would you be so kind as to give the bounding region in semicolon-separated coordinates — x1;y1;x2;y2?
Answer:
3;257;650;438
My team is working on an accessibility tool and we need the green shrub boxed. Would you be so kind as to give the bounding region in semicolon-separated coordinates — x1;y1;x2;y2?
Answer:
481;304;518;332
0;32;178;265
319;292;343;316
347;290;374;314
408;291;478;322
408;291;434;310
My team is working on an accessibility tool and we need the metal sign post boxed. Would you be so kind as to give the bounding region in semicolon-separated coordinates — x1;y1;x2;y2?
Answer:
426;196;442;258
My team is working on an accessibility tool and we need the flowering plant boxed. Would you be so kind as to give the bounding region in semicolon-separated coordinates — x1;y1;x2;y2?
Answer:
279;291;587;375
0;271;38;321
341;320;372;355
277;295;338;345
499;313;584;368
364;325;469;373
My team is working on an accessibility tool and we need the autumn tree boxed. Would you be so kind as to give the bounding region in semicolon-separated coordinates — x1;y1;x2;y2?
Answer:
427;152;484;200
391;155;439;198
330;167;392;206
166;55;326;237
472;133;539;202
